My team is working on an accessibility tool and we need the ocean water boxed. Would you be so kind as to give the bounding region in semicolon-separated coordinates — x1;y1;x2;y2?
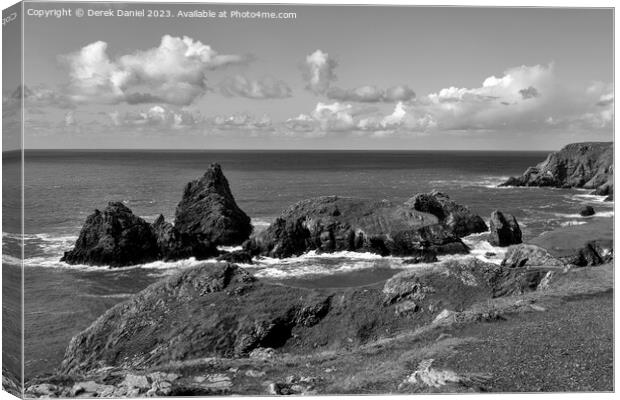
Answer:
1;150;614;379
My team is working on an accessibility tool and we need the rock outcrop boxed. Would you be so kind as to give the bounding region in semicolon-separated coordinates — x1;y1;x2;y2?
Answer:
61;202;159;267
500;142;613;197
501;244;565;269
579;206;595;217
488;211;522;247
243;196;472;258
151;215;218;261
175;164;252;246
408;191;488;237
561;240;613;267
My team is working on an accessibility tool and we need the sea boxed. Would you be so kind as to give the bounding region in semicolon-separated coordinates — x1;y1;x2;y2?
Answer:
1;150;614;380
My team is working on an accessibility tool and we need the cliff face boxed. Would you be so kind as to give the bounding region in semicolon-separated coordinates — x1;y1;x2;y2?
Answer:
500;142;613;197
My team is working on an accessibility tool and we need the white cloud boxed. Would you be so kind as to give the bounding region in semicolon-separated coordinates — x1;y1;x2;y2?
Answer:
219;75;291;99
327;85;416;103
108;105;198;129
62;35;251;106
212;113;274;131
302;50;337;95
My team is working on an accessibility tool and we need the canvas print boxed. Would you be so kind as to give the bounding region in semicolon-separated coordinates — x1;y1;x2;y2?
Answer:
1;2;614;397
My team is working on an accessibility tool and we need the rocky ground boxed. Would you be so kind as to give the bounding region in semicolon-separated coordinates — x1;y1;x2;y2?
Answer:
23;248;613;397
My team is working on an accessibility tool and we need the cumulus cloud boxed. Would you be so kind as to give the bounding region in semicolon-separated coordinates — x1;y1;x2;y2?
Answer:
519;86;540;99
108;105;198;129
302;50;337;94
62;35;252;106
219;75;292;99
327;85;416;103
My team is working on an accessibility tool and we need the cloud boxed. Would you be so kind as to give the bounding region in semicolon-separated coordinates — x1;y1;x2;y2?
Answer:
327;85;416;103
64;111;76;127
212;113;273;131
219;75;292;99
302;49;337;94
108;105;198;129
62;35;252;106
519;86;540;99
3;85;75;109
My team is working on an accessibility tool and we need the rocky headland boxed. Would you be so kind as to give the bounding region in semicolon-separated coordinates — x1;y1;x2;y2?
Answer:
500;142;613;200
42;145;614;396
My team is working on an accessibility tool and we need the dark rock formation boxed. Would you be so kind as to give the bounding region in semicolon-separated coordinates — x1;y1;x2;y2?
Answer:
243;196;470;258
151;215;218;261
579;206;596;217
402;253;438;264
216;250;253;264
500;142;613;197
501;244;565;269
488;211;522;247
61;202;159;267
175;164;252;246
561;240;613;267
408;191;488;237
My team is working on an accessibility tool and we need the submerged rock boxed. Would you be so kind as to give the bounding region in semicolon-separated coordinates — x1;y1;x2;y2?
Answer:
175;163;253;246
151;215;218;261
244;196;471;259
488;211;522;247
216;250;253;264
500;142;613;197
61;202;159;267
578;206;596;217
408;191;488;237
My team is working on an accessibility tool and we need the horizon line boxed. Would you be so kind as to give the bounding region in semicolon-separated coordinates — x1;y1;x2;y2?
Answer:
3;147;567;153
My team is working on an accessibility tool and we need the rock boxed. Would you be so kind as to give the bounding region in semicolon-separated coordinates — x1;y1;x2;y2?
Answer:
488;210;522;247
121;374;150;389
408;191;488;237
267;382;281;395
563;240;613;267
26;383;58;397
216;250;253;264
244;196;470;258
578;206;596;217
394;300;420;316
58;263;339;374
249;347;276;359
402;253;438;264
500;142;613;197
61;202;159;267
151;215;218;261
501;244;566;268
175;164;252;246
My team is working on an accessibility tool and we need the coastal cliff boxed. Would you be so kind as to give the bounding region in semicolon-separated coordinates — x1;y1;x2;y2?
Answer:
500;142;613;198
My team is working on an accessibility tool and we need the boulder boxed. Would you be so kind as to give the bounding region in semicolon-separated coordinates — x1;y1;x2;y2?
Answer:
488;211;522;247
151;215;218;261
408;191;488;237
61;202;159;267
500;142;613;197
501;244;565;268
244;196;470;258
175;164;252;246
578;206;595;217
562;240;613;267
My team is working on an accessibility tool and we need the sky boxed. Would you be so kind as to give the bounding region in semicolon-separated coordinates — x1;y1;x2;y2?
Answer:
4;3;614;150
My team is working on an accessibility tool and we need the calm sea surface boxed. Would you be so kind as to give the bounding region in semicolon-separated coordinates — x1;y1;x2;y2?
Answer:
1;150;613;379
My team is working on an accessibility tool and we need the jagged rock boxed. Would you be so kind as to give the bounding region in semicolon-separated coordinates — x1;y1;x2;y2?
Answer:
489;211;522;247
58;263;336;375
500;142;613;197
501;244;566;269
562;240;613;267
175;164;252;246
408;191;488;237
244;196;470;258
61;202;159;267
579;206;596;217
151;215;218;261
216;250;253;264
402;253;438;264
